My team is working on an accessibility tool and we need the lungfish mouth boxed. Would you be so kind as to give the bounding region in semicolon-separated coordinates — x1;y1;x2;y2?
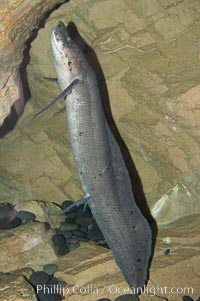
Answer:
51;21;83;75
51;22;74;58
52;21;72;49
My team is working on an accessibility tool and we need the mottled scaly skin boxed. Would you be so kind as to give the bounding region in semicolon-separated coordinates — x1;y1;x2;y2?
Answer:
51;21;152;291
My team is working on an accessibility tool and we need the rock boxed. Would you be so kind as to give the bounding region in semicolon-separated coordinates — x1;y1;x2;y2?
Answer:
140;214;200;301
51;215;200;301
0;0;200;225
0;268;37;300
66;212;78;219
61;200;74;210
43;264;58;276
52;233;70;255
3;216;21;229
29;271;50;286
16;200;50;223
163;248;170;255
65;237;80;244
87;221;105;241
72;230;88;238
0;0;67;126
77;237;89;242
75;217;92;226
79;226;89;233
52;234;66;246
182;296;194;301
65;217;77;224
17;210;36;221
54;243;120;300
114;295;139;301
76;206;92;218
0;213;199;300
0;221;56;272
58;230;73;239
68;241;80;251
59;223;79;231
0;203;18;229
97;299;112;301
56;244;70;256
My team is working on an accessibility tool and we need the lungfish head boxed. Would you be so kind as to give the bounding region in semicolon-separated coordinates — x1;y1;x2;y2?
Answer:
51;21;86;90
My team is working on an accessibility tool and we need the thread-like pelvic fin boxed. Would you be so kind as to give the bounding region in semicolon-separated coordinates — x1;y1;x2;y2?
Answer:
34;77;81;117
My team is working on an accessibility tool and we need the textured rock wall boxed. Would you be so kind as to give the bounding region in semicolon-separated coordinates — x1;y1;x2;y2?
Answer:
0;0;66;125
1;0;200;225
0;214;199;300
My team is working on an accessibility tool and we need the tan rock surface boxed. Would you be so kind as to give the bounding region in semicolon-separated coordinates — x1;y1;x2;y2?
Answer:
0;214;199;300
16;199;65;228
0;0;67;125
0;268;37;301
0;0;200;225
0;221;56;272
50;215;199;301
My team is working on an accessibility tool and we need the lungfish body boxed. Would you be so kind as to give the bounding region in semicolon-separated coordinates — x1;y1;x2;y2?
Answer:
50;21;152;291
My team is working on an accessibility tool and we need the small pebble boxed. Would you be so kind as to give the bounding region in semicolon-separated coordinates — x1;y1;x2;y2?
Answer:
61;200;73;209
59;230;72;239
114;294;140;301
61;200;75;213
52;234;69;256
72;230;88;238
77;236;89;242
29;271;50;287
48;277;59;285
57;244;70;256
164;248;170;255
68;241;80;251
75;216;92;226
43;264;57;276
97;240;109;248
48;277;65;288
182;296;194;301
52;234;66;246
65;217;76;224
96;299;112;301
87;221;104;241
79;226;88;233
17;210;36;221
66;212;77;219
114;294;139;301
57;278;66;288
66;237;79;244
59;223;79;231
76;206;91;218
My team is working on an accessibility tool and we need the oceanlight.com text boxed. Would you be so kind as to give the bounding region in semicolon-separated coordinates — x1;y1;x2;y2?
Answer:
36;283;194;297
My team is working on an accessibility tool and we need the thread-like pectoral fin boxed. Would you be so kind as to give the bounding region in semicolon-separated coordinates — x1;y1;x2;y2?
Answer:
52;193;91;216
34;77;81;117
